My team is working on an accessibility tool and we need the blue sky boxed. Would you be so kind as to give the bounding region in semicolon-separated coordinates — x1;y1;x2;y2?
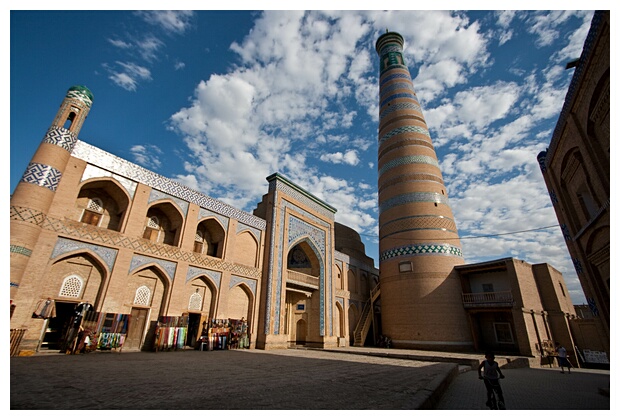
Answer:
9;6;610;304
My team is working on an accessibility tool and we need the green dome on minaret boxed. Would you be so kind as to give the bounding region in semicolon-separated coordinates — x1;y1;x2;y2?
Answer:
66;85;94;108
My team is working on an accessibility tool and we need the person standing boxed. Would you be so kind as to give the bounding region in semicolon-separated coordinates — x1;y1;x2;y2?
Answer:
478;350;506;409
555;342;572;373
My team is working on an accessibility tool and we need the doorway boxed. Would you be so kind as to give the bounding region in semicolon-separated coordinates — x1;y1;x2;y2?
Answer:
295;319;307;345
40;301;76;350
125;307;149;350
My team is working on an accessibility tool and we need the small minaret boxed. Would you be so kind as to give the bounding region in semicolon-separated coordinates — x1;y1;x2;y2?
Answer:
10;85;93;298
375;32;472;350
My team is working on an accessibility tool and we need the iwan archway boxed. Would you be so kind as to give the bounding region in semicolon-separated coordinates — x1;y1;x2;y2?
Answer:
284;240;323;347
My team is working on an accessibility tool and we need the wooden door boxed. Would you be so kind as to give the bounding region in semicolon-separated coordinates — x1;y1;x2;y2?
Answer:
125;308;149;350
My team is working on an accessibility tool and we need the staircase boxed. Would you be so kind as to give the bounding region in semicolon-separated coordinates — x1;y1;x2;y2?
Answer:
353;283;381;347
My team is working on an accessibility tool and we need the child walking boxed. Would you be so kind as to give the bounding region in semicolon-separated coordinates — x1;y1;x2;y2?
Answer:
478;350;506;409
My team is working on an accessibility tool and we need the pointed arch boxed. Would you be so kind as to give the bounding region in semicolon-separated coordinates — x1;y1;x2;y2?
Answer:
233;230;259;267
76;178;131;232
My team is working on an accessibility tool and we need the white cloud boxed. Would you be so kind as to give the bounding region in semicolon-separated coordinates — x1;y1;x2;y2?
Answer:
130;144;162;169
320;150;360;166
136;11;195;34
105;61;152;91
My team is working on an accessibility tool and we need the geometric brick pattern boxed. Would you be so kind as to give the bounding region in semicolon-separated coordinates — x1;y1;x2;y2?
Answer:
10;245;32;257
71;141;266;231
42;125;77;152
378;154;439;177
379;125;430;145
378;172;444;194
10;205;262;279
380;92;419;108
379;72;412;87
379;215;458;240
20;162;62;191
378;137;435;161
379;191;450;214
379;243;463;262
381;82;415;97
379;101;422;119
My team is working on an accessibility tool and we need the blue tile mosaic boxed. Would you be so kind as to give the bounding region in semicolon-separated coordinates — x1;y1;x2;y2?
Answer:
380;72;412;87
379;243;463;262
379;102;422;119
379;192;450;214
72;141;266;231
379;125;430;145
130;254;178;282
20;162;62;191
379;154;439;177
50;237;118;272
186;266;222;289
380;92;419;108
230;275;257;296
149;189;189;217
42;125;78;152
10;245;32;257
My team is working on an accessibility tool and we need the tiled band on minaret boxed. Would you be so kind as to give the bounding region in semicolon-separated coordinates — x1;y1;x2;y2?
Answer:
375;32;472;350
10;86;93;297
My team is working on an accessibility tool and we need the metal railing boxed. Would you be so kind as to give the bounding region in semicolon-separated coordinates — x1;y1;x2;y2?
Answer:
462;291;514;308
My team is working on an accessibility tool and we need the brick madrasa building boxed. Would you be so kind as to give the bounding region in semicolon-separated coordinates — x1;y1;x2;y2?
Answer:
11;26;604;365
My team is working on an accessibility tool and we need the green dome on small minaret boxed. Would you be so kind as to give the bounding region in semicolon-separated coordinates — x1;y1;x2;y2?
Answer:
66;85;94;108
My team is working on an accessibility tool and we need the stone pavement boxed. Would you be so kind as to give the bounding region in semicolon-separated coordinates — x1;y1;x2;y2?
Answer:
9;347;611;410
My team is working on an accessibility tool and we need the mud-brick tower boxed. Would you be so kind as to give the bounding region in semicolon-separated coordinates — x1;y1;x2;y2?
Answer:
10;86;94;301
375;32;472;350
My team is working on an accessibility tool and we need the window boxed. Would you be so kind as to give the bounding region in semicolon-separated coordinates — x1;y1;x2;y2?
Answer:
399;261;412;272
81;198;103;226
143;216;160;241
134;286;151;306
482;283;494;293
59;275;84;298
188;289;203;311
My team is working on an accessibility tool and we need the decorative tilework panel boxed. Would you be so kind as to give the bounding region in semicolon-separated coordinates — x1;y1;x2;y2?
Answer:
10;205;261;279
379;102;421;119
10;245;32;257
236;222;262;242
561;224;572;241
271;177;336;220
71;141;266;230
380;92;419;108
21;162;62;191
379;125;430;145
379;44;402;55
66;90;93;108
186;266;222;288
287;215;326;256
378;172;444;193
130;254;177;282
549;190;559;205
230;275;257;296
380;72;411;87
380;215;458;240
379;154;439;177
199;208;230;231
149;189;189;217
381;82;415;98
51;237;118;272
380;243;463;262
379;192;450;214
81;164;137;200
42;126;77;152
572;258;583;274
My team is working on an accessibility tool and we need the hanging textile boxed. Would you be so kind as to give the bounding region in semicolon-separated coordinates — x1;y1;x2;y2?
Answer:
153;316;188;351
32;298;57;319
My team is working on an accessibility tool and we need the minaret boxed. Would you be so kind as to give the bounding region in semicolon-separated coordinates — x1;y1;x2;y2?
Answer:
10;85;94;299
375;32;472;350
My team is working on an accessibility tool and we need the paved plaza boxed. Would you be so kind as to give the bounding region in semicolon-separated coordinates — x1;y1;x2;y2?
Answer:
10;347;611;411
